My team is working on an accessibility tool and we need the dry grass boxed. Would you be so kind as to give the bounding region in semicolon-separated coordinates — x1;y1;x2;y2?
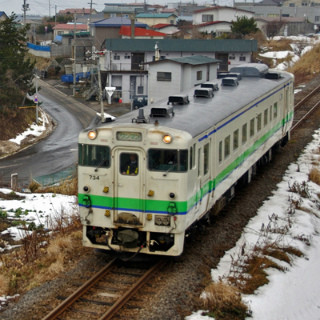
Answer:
28;176;78;196
202;281;249;320
227;242;303;295
266;38;293;51
0;229;85;295
309;167;320;185
0;274;10;296
288;43;320;85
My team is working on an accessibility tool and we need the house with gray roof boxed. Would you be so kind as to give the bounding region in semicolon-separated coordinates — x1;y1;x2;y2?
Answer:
90;17;148;49
147;55;220;103
99;38;257;103
136;13;178;26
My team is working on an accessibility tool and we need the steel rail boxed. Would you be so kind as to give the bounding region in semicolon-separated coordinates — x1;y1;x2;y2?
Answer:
294;83;320;109
292;99;320;131
42;258;117;320
99;259;166;320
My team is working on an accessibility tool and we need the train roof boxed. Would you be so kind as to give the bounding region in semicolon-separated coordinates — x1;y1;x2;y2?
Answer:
95;66;293;139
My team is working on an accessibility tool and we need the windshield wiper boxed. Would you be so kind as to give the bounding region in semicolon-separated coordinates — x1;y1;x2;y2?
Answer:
95;158;108;172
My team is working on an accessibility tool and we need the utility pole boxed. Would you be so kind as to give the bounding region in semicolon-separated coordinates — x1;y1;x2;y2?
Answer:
55;5;57;27
88;0;96;26
73;14;77;97
97;63;104;121
22;0;29;24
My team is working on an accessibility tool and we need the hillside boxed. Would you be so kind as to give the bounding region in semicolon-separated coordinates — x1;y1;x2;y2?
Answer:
0;108;36;141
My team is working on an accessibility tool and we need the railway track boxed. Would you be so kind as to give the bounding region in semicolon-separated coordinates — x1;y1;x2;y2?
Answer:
42;258;166;320
292;83;320;131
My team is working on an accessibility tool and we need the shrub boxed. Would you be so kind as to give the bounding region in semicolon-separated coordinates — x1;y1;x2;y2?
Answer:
202;281;249;320
309;167;320;185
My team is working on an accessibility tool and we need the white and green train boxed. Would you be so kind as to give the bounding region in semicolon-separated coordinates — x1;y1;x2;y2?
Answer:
78;64;294;256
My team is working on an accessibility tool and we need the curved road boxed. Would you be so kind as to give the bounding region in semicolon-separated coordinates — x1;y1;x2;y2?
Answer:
0;80;96;187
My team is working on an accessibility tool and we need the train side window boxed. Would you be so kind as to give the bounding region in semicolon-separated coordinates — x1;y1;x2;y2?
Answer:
233;129;239;150
269;105;272;121
264;109;268;127
242;123;247;144
273;102;278;118
78;144;110;168
250;118;255;137
198;148;201;176
257;113;262;132
224;135;230;158
203;143;209;175
219;141;223;163
189;144;196;170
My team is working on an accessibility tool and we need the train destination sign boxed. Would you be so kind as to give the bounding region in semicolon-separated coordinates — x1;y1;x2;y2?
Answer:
116;131;142;141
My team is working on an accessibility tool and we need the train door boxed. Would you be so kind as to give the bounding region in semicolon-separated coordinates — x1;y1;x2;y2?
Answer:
113;148;146;226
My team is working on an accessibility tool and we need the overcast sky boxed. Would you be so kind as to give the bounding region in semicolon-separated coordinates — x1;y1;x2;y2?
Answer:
0;0;230;17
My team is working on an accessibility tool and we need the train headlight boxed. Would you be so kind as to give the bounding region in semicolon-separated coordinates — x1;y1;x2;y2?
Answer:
155;215;171;226
88;130;97;140
163;134;172;144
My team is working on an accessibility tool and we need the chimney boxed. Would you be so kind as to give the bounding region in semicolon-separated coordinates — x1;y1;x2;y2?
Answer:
130;14;135;39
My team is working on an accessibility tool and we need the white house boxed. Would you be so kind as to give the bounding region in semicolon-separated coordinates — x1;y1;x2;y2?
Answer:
147;55;220;104
192;6;254;34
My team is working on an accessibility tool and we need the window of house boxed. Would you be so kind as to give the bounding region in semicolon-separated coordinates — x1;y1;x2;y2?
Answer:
289;3;295;6
239;56;246;61
124;54;131;59
202;14;214;22
197;71;202;81
157;72;172;81
229;54;235;60
264;109;268;126
224;135;230;158
113;55;120;60
219;141;223;163
137;86;144;94
315;16;320;21
250;118;255;137
257;113;262;131
242;123;247;144
233;129;239;150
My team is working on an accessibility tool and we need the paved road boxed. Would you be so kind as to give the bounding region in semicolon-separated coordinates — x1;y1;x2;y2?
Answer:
0;80;97;187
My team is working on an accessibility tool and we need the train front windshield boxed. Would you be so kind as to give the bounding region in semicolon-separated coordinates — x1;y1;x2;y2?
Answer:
148;149;188;172
78;144;110;168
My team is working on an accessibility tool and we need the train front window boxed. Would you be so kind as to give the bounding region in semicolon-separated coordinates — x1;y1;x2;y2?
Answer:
78;144;110;168
148;149;188;172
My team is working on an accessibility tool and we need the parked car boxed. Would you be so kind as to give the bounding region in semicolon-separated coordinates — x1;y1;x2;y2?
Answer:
132;95;148;109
